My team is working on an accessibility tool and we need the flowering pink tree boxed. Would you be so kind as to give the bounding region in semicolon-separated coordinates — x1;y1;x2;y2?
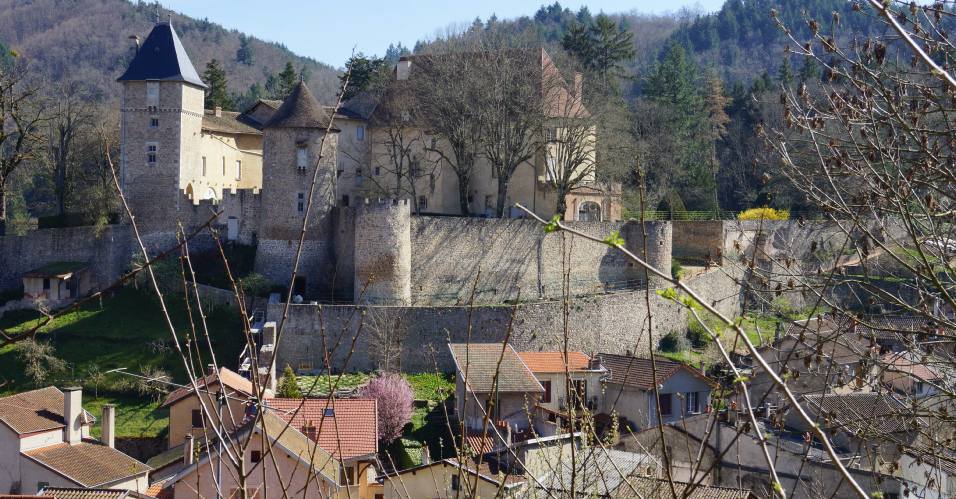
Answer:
359;373;414;443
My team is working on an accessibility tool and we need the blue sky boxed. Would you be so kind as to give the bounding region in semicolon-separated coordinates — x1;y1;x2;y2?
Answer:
161;1;723;68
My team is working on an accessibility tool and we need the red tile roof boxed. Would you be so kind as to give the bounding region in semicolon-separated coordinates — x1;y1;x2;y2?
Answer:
23;441;150;488
0;387;94;435
265;398;377;460
518;351;593;373
599;353;717;390
160;367;271;408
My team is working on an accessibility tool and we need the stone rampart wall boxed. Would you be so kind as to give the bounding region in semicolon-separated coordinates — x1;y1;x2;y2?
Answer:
672;221;725;263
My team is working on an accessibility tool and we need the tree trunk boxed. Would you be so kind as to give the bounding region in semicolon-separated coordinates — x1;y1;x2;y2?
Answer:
457;173;470;216
555;185;568;220
495;177;509;218
0;186;6;236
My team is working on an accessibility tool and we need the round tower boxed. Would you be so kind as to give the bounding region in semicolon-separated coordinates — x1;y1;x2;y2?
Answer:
353;198;412;305
623;221;673;288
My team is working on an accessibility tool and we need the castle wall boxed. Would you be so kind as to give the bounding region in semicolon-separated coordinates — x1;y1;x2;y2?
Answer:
672;221;725;264
406;217;671;305
353;199;411;304
270;267;741;373
0;225;133;293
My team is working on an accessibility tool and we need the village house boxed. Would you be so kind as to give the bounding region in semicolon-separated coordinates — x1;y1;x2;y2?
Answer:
516;350;607;435
21;263;92;307
381;458;527;498
160;366;273;449
264;398;379;493
598;353;717;429
38;487;154;499
0;387;150;495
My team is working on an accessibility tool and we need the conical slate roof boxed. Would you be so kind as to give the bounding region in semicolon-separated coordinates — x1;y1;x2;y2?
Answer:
117;22;206;88
264;81;334;129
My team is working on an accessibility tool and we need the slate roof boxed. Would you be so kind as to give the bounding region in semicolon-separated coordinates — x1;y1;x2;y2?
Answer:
801;392;913;435
614;477;753;498
265;397;377;459
264;81;336;129
518;351;595;373
117;22;205;88
202;110;261;135
23;441;150;488
448;343;543;394
39;488;152;499
535;447;659;497
24;262;89;278
160;367;271;408
0;386;94;435
599;353;717;390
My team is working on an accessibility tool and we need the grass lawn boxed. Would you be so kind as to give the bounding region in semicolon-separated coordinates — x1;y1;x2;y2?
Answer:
404;372;454;402
296;372;371;397
83;394;169;438
0;286;244;437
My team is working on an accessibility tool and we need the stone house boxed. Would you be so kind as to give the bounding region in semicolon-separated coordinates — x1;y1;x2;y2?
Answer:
264;397;378;491
159;366;273;449
598;353;717;430
448;343;544;443
21;262;91;306
162;410;359;498
0;387;150;495
516;350;607;434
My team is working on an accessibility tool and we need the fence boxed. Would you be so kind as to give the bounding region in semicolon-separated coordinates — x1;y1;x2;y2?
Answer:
627;210;825;221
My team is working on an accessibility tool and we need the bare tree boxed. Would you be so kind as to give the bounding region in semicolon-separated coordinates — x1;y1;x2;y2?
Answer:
0;58;44;235
41;80;96;218
365;306;408;373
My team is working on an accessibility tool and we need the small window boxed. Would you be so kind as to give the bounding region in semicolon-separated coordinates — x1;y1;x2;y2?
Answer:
37;482;49;493
540;380;552;403
418;195;427;210
915;381;924;394
250;450;261;463
297;193;305;213
546;127;557;141
484;195;493;210
149;116;159;128
342;195;350;206
451;474;460;491
235;160;241;180
146;81;159;107
374;166;381;176
42;278;50;290
146;143;158;166
356;125;365;142
191;409;202;428
339;465;355;486
658;393;672;416
323;408;335;417
686;392;699;414
201;157;207;177
430;137;437;149
297;147;308;171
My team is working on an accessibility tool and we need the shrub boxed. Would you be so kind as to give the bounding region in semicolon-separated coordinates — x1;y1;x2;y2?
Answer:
277;365;301;398
671;259;684;280
359;373;414;444
658;331;690;353
239;273;271;297
687;316;713;348
738;207;790;221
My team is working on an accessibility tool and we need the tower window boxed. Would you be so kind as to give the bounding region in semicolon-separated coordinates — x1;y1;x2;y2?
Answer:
297;193;305;213
222;157;226;176
235;160;241;180
146;143;158;166
202;157;207;177
374;166;381;176
146;81;159;108
149;116;159;128
296;147;308;172
355;125;365;142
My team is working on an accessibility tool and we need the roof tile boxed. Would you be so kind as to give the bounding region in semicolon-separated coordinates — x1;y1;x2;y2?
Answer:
448;344;543;394
265;398;377;460
24;441;150;488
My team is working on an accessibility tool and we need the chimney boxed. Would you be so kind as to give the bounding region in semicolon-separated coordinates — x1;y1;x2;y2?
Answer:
396;58;412;81
101;404;116;448
63;387;82;445
207;364;217;375
303;421;317;442
214;106;222;117
184;434;195;466
261;322;277;392
573;72;583;98
128;35;140;54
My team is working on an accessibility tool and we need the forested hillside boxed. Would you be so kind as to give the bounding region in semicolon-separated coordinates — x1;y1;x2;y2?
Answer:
0;0;341;105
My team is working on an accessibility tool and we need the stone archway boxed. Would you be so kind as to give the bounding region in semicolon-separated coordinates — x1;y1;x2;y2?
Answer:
577;201;602;221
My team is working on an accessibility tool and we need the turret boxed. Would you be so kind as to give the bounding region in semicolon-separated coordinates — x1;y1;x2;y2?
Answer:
353;198;412;305
117;21;206;237
622;221;673;288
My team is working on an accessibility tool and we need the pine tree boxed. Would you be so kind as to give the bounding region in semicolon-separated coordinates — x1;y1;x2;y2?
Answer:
236;34;254;66
561;14;634;93
777;57;794;85
340;54;389;101
798;57;820;82
277;365;301;398
266;62;298;101
202;59;233;110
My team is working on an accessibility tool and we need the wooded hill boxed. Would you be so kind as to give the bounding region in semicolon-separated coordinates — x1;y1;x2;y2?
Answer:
0;0;341;104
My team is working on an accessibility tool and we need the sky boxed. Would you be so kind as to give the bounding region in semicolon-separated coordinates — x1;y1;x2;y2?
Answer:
160;0;723;68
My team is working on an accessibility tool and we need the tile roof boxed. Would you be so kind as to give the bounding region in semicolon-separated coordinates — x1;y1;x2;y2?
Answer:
518;351;593;373
881;351;945;385
0;387;93;435
615;477;753;498
801;392;914;435
264;81;335;129
40;488;152;499
535;447;659;496
24;262;89;278
258;410;340;483
265;397;377;460
385;459;525;489
599;353;716;390
160;367;270;408
448;343;543;394
202;110;261;135
23;441;150;488
116;22;205;88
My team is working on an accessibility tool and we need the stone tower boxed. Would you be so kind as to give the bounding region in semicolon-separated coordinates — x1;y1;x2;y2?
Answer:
254;81;339;295
117;21;206;241
353;198;412;304
622;221;673;288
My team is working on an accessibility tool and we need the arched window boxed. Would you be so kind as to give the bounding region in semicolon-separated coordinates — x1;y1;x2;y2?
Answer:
577;201;602;221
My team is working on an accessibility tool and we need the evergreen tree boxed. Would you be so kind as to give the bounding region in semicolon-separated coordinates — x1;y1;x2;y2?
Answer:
777;57;794;85
202;59;233;110
277;365;301;398
798;57;820;82
266;62;298;101
236;34;254;66
561;14;634;92
340;54;389;100
704;70;730;214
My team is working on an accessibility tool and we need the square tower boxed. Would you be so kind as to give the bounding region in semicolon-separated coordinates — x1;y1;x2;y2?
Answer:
117;21;206;240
